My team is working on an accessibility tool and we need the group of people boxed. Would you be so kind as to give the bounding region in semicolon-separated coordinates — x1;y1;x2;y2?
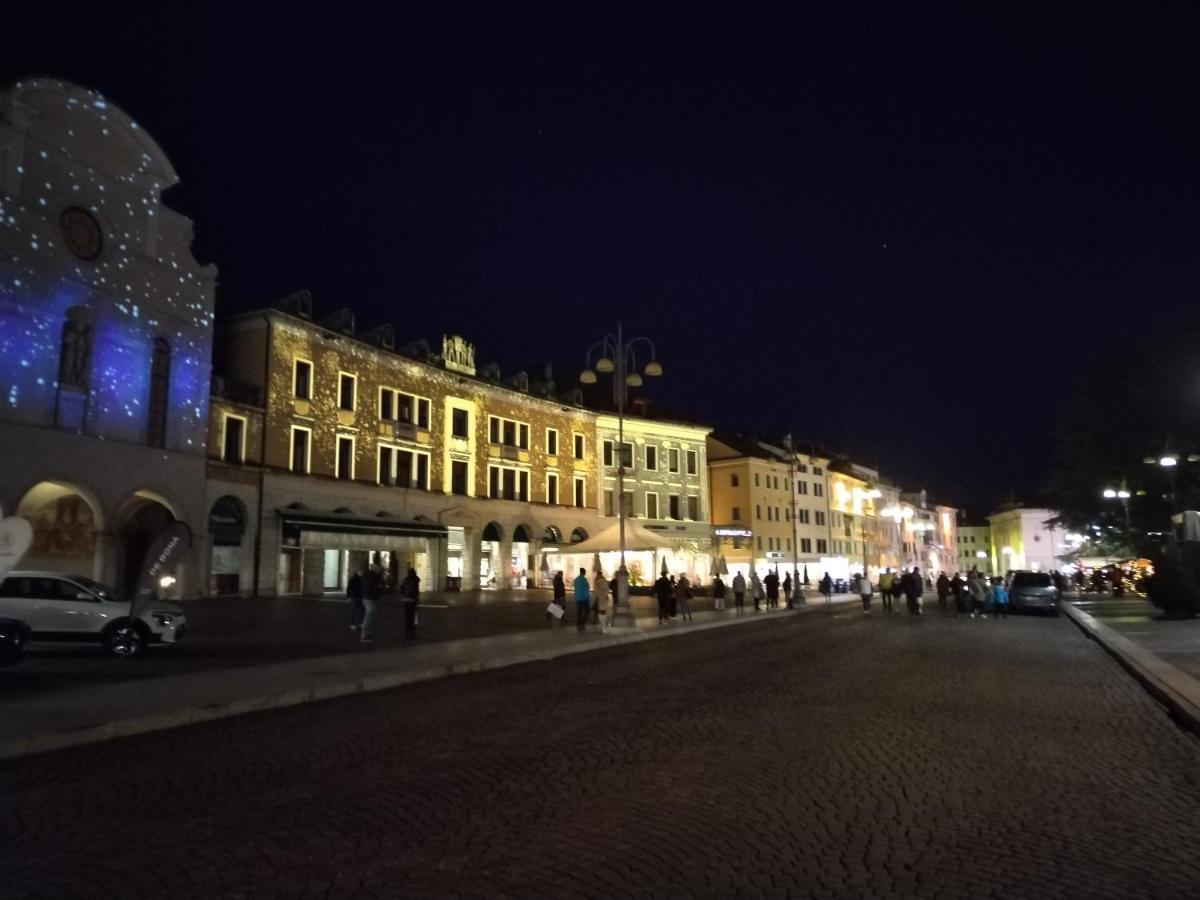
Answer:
550;568;614;632
347;565;421;642
847;566;1012;619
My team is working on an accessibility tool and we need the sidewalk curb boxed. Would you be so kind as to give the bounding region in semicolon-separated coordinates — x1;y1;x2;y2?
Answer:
1063;601;1200;736
0;599;853;761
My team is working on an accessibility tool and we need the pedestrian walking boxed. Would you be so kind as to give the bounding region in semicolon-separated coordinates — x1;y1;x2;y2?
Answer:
400;567;420;638
764;569;780;609
655;571;673;624
668;575;678;619
360;564;382;642
819;572;833;603
904;567;924;615
991;577;1009;618
879;568;894;613
347;568;365;631
936;572;950;611
550;570;566;623
732;571;747;614
783;573;793;608
712;574;727;611
573;567;591;632
889;574;904;612
751;571;765;611
676;573;694;622
856;572;873;612
967;572;988;619
592;571;610;627
952;572;968;617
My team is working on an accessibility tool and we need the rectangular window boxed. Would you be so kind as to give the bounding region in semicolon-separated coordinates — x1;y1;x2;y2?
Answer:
451;460;469;495
452;408;470;439
489;466;500;499
668;448;679;473
756;505;762;520
391;449;430;490
221;414;245;464
817;539;828;554
546;428;559;456
731;505;741;521
574;433;585;459
622;491;634;517
380;388;395;421
547;472;559;505
603;490;615;517
669;495;681;520
336;435;354;480
645;445;657;471
799;509;810;524
787;538;792;552
390;392;430;429
687;496;699;521
293;359;312;400
815;511;826;526
797;481;808;495
487;415;528;447
519;470;530;502
519;423;530;450
620;442;634;468
686;449;698;476
502;468;517;500
603;440;614;467
731;473;739;487
646;493;659;519
757;536;763;551
814;482;824;497
338;372;356;412
489;417;500;443
379;446;395;485
813;466;823;476
574;476;585;507
290;426;310;474
801;538;812;553
754;473;760;487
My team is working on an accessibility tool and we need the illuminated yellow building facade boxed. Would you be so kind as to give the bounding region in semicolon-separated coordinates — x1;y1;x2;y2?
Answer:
205;300;603;596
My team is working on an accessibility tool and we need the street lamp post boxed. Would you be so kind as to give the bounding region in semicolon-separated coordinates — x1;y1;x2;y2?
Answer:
581;323;662;628
1101;480;1133;552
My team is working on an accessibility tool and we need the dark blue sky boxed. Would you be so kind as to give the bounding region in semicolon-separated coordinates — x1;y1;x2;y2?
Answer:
8;4;1200;513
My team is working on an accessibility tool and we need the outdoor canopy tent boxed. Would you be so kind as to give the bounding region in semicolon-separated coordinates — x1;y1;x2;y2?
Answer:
559;520;677;553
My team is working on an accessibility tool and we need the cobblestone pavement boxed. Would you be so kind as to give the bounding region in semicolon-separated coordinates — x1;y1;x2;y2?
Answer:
4;608;1200;897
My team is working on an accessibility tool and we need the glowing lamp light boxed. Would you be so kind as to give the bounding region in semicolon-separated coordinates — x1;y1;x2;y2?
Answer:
976;551;987;558
1117;490;1131;499
158;575;176;589
579;369;597;384
1001;546;1014;556
595;357;614;373
644;360;663;377
1103;489;1117;498
1160;456;1179;467
625;373;643;387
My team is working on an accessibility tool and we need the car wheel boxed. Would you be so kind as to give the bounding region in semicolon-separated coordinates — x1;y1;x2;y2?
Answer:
104;621;148;658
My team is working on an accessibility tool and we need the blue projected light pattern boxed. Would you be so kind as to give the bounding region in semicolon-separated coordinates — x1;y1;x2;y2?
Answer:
0;79;215;450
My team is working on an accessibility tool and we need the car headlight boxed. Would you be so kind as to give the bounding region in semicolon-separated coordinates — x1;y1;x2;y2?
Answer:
151;613;175;626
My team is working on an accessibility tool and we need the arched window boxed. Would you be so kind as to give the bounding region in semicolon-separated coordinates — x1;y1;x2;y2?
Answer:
147;338;170;448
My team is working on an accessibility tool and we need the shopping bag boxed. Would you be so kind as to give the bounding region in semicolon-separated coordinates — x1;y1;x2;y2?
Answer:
546;602;564;620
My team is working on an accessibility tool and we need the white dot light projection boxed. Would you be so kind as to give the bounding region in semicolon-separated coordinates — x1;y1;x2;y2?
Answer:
0;78;216;449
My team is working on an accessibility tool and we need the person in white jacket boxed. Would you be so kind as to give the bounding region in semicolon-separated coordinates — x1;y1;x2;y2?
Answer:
750;571;765;611
592;572;611;628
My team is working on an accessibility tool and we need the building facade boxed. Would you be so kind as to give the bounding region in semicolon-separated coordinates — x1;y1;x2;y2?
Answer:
707;434;831;584
987;505;1066;574
0;78;216;598
956;524;994;575
207;303;604;597
595;413;711;584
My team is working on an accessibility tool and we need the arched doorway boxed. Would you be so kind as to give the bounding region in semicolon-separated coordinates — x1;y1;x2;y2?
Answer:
15;480;102;577
512;524;532;589
539;525;562;587
480;521;503;588
117;491;178;597
209;496;247;596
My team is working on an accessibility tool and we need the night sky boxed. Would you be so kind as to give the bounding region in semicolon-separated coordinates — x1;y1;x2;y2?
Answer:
7;5;1199;513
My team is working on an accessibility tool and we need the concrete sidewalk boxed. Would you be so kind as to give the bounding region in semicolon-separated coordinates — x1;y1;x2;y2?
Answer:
1064;595;1200;735
0;596;857;761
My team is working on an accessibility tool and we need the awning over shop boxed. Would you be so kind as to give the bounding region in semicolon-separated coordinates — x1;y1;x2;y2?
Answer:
279;509;448;551
557;520;677;554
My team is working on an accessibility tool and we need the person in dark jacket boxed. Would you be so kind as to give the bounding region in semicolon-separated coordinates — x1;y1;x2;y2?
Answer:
712;575;727;611
400;567;420;638
952;572;968;617
347;569;365;631
360;565;382;642
819;572;833;603
905;567;924;615
783;573;793;609
764;570;780;609
550;571;566;624
655;573;673;624
936;572;951;610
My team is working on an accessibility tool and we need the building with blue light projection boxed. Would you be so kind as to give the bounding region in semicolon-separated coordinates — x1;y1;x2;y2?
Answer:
0;78;216;598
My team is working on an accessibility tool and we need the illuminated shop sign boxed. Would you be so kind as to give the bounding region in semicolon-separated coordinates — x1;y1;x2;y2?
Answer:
714;527;753;538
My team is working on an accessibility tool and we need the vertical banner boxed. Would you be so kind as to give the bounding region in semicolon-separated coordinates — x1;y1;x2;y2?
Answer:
130;521;193;621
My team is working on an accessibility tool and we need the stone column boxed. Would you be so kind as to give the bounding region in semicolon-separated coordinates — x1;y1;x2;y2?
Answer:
461;526;479;591
94;531;121;587
498;537;513;589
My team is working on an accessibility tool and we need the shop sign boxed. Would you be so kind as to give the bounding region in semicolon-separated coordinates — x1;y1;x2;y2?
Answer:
714;526;753;538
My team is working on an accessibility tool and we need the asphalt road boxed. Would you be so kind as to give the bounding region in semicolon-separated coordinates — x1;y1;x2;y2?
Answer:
3;607;1200;897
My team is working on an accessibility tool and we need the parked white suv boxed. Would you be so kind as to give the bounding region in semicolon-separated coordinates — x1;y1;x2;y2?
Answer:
0;571;187;657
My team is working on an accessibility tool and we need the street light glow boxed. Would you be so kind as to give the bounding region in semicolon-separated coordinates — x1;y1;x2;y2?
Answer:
1117;490;1130;499
579;369;597;384
644;360;663;377
1103;489;1117;498
595;357;614;373
1160;456;1178;467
